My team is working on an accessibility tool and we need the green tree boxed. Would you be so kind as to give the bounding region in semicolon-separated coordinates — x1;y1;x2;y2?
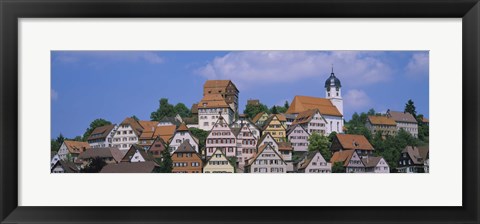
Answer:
82;119;112;141
271;106;278;114
72;136;83;141
328;131;337;142
151;98;176;121
131;115;140;121
51;139;61;153
56;133;65;144
404;99;417;118
81;157;107;173
284;101;290;110
308;133;332;161
367;108;376;115
159;146;173;173
189;127;209;150
332;162;346;173
174;103;191;118
243;103;269;119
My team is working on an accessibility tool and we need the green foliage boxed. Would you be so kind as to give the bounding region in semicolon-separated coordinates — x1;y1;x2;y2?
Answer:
174;103;191;118
151;98;176;121
72;136;83;141
308;133;331;161
51;139;61;153
81;157;107;173
56;134;65;144
284;101;290;109
82;118;112;141
158;146;173;173
189;127;209;150
404;99;417;118
131;115;140;121
328;131;337;142
270;106;278;114
367;108;376;115
332;162;346;173
243;103;269;119
371;129;421;170
228;157;237;173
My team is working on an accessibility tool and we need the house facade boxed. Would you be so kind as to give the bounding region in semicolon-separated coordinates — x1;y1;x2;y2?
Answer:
231;115;261;139
172;141;203;173
244;144;287;173
112;117;144;151
87;124;117;148
262;114;287;142
330;150;365;173
203;148;235;173
234;123;258;166
252;111;270;127
138;120;159;150
169;123;199;153
205;115;237;158
330;133;375;157
387;110;419;137
362;156;390;173
197;94;234;131
77;147;125;167
148;137;167;159
257;132;279;152
287;124;310;152
397;145;429;173
292;109;327;135
203;80;239;117
366;115;397;137
297;151;331;173
51;160;79;173
121;144;155;163
57;140;90;162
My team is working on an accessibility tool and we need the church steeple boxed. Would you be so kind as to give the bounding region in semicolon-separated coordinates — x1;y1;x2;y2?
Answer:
325;66;343;116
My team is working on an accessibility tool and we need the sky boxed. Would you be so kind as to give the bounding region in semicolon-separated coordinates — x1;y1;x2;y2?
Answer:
51;51;429;138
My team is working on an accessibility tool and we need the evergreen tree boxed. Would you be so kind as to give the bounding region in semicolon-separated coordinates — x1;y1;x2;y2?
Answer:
159;146;173;173
284;101;290;109
130;115;140;121
56;133;65;144
189;128;209;150
271;106;278;114
332;162;346;173
404;99;417;118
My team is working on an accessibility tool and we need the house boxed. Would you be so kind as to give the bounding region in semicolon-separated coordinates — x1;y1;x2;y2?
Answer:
203;80;239;116
169;123;199;153
112;117;144;151
252;111;269;127
291;109;327;135
197;94;234;131
286;95;343;134
100;161;158;173
183;117;199;129
172;141;203;173
397;145;429;173
366;115;397;137
205;115;237;158
257;132;279;152
297;151;331;173
51;160;79;173
287;124;310;152
148;137;167;159
284;113;297;129
386;110;419;137
330;150;365;173
233;122;258;166
87;124;117;148
121;144;156;163
330;133;375;157
262;114;287;142
362;156;390;173
191;103;199;117
153;124;176;144
77;147;125;166
138;120;159;150
57;140;90;162
231;115;261;139
244;144;287;173
278;142;294;172
276;114;288;129
203;148;235;173
50;152;60;169
421;117;429;126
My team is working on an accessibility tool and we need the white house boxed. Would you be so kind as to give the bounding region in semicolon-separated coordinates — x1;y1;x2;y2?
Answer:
205;115;237;158
233;122;257;166
244;144;287;173
57;140;90;162
112;117;144;151
121;144;155;163
287;124;310;152
197;94;234;131
169;123;199;153
292;109;327;135
362;156;390;173
387;110;419;137
203;148;235;173
297;151;331;173
257;132;279;152
87;124;117;148
231;115;261;139
330;150;365;173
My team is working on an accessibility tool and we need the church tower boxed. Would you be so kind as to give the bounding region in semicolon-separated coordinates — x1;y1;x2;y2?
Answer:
325;66;343;116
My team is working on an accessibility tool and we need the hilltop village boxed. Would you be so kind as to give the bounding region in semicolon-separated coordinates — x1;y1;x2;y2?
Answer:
51;70;429;174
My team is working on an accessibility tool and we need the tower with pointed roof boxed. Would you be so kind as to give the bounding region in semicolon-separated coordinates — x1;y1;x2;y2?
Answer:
325;66;343;116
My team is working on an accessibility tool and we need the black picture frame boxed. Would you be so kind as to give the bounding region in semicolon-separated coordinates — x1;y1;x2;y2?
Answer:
1;0;479;223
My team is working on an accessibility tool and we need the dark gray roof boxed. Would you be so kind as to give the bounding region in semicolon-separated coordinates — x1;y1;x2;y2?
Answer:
159;117;181;126
387;110;417;123
324;71;341;88
175;141;196;153
87;124;116;141
52;160;79;173
100;161;158;173
78;147;125;162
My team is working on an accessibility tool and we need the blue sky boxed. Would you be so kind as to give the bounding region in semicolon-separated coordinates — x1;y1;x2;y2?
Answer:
51;51;429;138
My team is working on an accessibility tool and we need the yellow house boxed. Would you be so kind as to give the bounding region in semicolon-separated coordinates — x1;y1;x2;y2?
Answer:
252;112;270;127
262;114;287;142
203;148;235;173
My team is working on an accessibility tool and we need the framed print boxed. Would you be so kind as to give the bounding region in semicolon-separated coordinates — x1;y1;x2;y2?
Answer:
1;0;479;223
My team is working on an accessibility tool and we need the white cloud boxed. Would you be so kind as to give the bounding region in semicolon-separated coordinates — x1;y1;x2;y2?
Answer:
195;51;393;89
51;89;59;101
53;51;164;64
406;52;429;77
344;89;371;110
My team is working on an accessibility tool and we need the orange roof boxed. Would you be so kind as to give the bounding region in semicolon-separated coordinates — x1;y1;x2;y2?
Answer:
64;140;90;154
367;115;397;126
120;117;144;135
292;109;319;125
330;150;355;166
336;134;374;151
252;112;268;123
286;95;342;117
198;94;230;109
278;142;293;151
177;123;189;132
153;125;176;143
204;80;231;88
139;121;159;131
276;114;286;122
